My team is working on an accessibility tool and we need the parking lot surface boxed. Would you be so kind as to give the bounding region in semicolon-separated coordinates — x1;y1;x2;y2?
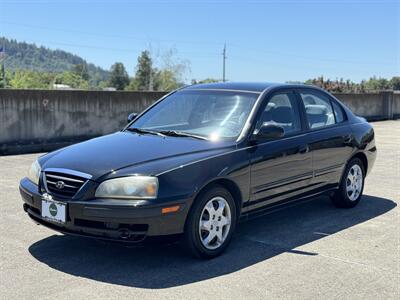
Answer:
1;121;399;299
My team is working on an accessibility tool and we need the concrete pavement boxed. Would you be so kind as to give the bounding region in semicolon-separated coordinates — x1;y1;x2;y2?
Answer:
0;121;399;299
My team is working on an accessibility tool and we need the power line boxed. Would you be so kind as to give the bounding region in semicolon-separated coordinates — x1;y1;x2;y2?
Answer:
0;37;220;58
0;21;222;46
229;54;390;74
229;43;394;66
1;20;394;66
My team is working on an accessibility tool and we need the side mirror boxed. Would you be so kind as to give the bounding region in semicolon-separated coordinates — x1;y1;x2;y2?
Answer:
127;112;138;123
254;123;284;140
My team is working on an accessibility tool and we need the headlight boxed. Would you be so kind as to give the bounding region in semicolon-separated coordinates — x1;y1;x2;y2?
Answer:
95;176;158;199
27;160;41;185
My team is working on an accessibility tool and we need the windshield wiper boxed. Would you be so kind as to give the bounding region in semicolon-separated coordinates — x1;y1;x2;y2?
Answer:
126;127;166;137
159;130;208;140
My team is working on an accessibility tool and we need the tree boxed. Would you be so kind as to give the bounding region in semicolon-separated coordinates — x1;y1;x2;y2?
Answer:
72;63;89;81
109;62;129;90
0;37;109;85
9;70;54;89
153;48;189;91
191;78;220;85
0;64;5;88
304;76;400;92
364;76;390;91
127;48;189;91
128;51;154;91
54;71;89;89
389;77;400;90
153;69;182;91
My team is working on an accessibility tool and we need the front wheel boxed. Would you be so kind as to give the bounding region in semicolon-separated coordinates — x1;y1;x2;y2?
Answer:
184;185;237;259
331;157;365;208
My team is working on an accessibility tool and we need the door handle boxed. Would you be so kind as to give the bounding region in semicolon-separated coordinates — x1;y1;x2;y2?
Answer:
343;135;352;144
298;144;309;154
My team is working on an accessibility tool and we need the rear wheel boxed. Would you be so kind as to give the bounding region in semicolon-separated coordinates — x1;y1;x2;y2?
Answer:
331;157;365;208
184;185;237;259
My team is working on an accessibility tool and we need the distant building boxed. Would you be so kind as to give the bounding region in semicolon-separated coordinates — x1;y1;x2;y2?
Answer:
102;87;117;91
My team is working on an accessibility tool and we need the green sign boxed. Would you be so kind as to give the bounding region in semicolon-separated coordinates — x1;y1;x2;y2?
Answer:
49;203;58;217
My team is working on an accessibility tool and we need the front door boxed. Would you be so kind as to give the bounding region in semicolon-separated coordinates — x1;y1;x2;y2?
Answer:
247;90;313;212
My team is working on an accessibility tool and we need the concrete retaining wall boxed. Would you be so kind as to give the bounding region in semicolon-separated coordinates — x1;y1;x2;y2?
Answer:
0;89;399;155
0;89;167;154
333;93;384;119
333;92;399;120
393;92;400;119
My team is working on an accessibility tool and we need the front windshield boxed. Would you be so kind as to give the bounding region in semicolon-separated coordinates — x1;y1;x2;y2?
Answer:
129;90;259;140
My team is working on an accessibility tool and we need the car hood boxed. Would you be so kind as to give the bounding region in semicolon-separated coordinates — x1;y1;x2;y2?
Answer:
40;131;235;180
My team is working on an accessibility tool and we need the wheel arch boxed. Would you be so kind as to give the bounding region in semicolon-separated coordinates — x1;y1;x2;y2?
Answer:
350;152;368;174
186;178;244;226
211;178;243;219
337;151;369;188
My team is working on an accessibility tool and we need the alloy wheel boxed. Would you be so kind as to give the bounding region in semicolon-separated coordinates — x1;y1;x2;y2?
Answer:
346;164;363;201
198;196;232;250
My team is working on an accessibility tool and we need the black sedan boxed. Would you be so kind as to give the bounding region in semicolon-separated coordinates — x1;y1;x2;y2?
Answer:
20;82;376;258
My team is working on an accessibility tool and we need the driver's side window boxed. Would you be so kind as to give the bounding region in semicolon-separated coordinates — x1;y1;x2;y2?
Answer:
259;92;301;134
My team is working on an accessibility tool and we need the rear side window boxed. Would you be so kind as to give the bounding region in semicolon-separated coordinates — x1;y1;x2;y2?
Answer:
331;100;346;123
300;91;335;129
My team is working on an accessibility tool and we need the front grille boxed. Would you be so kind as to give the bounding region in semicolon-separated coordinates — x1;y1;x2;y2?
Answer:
44;171;87;198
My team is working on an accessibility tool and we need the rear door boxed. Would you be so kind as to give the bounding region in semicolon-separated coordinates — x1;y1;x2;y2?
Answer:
296;88;353;190
247;90;313;211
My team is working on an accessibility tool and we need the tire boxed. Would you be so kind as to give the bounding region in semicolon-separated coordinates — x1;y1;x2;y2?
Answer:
331;157;365;208
184;184;237;259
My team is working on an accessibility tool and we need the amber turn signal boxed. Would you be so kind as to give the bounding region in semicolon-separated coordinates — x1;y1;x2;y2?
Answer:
162;205;180;214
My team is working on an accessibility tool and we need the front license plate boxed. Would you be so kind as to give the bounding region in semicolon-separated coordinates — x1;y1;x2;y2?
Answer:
41;199;66;224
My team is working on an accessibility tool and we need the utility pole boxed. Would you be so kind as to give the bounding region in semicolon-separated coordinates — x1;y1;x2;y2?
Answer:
222;43;227;82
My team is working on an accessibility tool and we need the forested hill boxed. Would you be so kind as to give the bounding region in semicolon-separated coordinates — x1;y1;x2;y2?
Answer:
0;37;109;85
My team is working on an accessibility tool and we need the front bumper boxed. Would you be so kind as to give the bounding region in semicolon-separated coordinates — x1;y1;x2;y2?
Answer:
19;177;189;243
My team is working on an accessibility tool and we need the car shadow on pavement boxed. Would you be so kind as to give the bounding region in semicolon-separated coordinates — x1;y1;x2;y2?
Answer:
28;195;396;289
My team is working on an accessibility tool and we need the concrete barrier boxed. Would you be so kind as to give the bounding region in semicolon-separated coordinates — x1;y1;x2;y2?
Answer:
0;89;166;155
333;92;399;121
393;92;400;119
0;89;399;155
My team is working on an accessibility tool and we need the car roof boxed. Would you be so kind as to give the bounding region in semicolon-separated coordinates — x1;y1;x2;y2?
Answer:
183;82;310;93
